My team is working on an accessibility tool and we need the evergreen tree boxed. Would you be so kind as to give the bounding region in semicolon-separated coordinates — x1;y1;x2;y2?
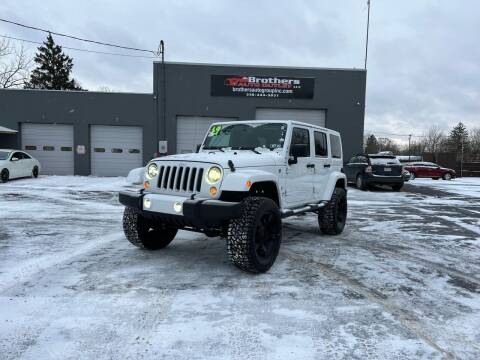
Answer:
364;134;379;154
448;122;469;154
25;33;82;90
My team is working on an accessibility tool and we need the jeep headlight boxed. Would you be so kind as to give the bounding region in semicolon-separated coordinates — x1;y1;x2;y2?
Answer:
205;166;222;184
146;163;159;179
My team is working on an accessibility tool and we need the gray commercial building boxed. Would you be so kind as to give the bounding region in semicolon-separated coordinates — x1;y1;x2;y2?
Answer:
0;62;366;176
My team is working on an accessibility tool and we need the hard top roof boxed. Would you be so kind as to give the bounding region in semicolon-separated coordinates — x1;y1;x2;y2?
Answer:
209;120;339;135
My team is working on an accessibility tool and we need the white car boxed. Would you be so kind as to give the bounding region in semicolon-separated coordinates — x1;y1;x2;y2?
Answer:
0;149;41;183
119;120;347;273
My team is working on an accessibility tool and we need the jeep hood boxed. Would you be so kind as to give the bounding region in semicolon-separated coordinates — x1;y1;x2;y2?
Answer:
152;151;283;168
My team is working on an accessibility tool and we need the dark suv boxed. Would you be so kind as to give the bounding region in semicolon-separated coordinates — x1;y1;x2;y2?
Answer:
404;162;456;180
345;154;404;191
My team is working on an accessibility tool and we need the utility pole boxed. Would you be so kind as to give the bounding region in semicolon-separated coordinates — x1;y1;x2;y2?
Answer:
364;0;371;70
461;135;464;178
160;40;166;156
408;134;412;161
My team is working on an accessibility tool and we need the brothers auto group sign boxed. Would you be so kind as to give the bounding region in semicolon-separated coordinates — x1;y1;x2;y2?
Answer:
211;75;314;99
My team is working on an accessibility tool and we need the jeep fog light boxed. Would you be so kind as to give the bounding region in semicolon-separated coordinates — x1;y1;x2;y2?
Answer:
146;163;159;179
209;186;218;197
206;166;222;184
143;198;152;209
173;202;183;213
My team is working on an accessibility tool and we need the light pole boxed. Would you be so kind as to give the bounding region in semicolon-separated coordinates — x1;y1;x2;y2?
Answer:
364;0;371;70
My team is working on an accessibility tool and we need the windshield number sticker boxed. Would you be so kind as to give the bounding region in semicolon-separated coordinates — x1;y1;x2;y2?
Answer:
209;125;222;136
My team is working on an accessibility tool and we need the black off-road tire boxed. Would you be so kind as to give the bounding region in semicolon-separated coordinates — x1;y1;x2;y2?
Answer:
318;187;347;235
227;197;282;273
122;207;177;250
32;166;39;178
356;174;366;190
1;169;9;183
392;184;403;191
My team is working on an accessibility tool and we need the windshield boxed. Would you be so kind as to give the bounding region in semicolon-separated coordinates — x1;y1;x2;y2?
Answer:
370;157;401;165
0;151;10;160
202;123;288;151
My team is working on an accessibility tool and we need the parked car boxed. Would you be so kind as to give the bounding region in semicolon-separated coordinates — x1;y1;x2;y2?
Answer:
119;120;347;273
345;153;404;191
0;149;41;183
404;162;456;180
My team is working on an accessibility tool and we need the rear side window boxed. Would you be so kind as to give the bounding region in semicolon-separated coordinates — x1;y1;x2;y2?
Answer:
290;127;310;157
22;153;31;159
329;134;342;159
314;131;328;157
12;152;24;159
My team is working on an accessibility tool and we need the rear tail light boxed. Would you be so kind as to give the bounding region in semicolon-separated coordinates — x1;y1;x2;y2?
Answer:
366;166;372;174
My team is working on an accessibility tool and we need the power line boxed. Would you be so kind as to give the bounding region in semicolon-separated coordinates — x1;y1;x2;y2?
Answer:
1;34;156;59
364;129;426;138
0;18;158;56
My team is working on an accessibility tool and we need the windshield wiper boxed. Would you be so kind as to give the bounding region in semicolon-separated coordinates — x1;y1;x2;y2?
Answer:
203;146;225;152
232;147;261;154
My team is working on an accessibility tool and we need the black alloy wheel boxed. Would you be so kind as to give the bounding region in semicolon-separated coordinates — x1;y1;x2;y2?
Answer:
254;210;281;266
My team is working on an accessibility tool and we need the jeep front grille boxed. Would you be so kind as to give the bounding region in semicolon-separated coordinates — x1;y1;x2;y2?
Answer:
157;165;204;193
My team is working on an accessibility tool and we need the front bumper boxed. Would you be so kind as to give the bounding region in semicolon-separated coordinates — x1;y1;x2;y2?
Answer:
119;191;242;228
364;174;404;185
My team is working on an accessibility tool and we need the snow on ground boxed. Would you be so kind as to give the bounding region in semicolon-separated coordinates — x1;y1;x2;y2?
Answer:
409;177;480;198
0;176;479;359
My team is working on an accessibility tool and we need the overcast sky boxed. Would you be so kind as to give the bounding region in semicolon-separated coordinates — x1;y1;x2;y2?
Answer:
1;0;478;142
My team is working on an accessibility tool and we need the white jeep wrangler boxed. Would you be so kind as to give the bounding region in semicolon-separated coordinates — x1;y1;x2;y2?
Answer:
120;120;347;273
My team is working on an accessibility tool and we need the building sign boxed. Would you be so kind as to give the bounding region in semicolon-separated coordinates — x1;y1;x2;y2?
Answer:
211;75;314;99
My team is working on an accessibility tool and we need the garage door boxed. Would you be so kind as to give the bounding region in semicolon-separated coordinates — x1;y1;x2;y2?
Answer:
255;108;326;127
91;125;143;177
176;116;237;154
21;123;74;175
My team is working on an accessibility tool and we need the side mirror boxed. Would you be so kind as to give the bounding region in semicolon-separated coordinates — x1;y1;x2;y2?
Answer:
196;144;201;153
288;144;308;165
11;157;19;162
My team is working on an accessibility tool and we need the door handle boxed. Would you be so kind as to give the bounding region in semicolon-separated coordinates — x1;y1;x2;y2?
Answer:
324;164;331;168
306;164;315;168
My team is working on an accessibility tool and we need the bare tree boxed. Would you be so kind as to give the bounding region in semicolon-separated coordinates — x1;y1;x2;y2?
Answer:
0;39;32;88
470;128;480;156
423;124;445;154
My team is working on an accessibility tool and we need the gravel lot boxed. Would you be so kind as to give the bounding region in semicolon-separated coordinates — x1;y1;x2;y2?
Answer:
1;176;479;359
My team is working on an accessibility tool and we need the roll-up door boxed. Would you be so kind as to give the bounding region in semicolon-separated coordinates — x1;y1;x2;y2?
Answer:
176;116;237;154
91;125;143;176
21;123;74;175
255;108;326;127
